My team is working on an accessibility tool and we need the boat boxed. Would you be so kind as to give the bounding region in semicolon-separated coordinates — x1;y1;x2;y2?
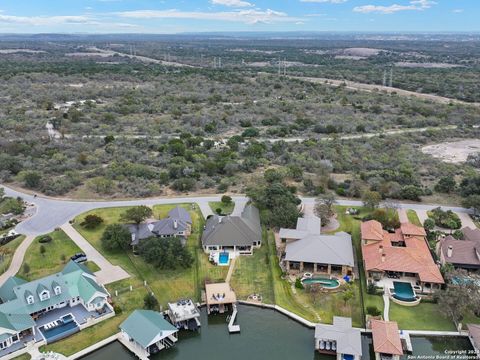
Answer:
326;341;331;351
319;340;325;350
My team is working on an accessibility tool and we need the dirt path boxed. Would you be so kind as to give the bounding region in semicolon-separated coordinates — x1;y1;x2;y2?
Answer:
288;75;480;108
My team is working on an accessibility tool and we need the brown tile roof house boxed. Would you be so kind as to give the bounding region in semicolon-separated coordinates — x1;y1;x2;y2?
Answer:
371;320;403;356
361;220;384;242
463;227;480;242
439;234;480;270
361;220;444;285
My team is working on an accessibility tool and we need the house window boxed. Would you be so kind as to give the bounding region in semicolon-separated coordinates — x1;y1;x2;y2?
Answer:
54;286;62;295
26;295;34;304
40;290;50;301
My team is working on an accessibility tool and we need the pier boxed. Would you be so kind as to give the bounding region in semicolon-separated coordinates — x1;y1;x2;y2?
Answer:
228;304;241;333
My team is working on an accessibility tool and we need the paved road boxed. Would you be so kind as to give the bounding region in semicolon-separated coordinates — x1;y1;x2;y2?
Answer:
61;223;130;285
0;235;35;284
1;185;474;236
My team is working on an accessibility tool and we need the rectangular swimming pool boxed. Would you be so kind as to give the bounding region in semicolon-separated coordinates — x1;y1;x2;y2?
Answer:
40;319;79;343
218;252;229;265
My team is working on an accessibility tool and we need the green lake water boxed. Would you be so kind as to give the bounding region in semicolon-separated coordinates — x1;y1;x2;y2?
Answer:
80;305;473;360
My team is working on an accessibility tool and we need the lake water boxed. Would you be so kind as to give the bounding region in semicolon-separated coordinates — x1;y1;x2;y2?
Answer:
81;305;473;360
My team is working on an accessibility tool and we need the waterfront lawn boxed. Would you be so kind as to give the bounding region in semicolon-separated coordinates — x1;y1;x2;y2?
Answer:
208;201;234;215
0;235;25;275
230;230;274;304
20;230;81;281
265;230;318;322
197;248;228;284
74;204;205;305
389;302;455;331
407;210;422;226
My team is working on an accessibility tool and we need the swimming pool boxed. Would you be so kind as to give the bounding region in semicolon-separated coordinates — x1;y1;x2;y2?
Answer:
218;252;229;265
302;277;340;289
393;281;416;302
40;318;80;343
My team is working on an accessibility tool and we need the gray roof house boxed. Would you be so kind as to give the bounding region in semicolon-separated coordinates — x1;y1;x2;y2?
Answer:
284;232;355;268
127;206;192;246
282;215;355;278
438;235;480;270
315;317;362;359
201;205;262;254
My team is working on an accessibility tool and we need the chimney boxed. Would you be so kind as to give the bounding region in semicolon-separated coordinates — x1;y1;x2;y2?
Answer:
147;224;154;232
447;245;453;258
381;254;386;263
173;219;178;230
378;245;384;254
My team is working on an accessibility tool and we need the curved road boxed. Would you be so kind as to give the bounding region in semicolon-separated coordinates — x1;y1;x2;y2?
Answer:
1;184;473;236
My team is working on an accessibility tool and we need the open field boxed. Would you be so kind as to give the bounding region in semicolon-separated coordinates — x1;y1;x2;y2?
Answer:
421;139;480;163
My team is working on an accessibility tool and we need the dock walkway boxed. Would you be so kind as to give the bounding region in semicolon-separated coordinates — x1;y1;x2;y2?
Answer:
228;304;241;333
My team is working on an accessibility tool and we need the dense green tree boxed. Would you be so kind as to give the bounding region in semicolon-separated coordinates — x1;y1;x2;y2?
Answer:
22;171;42;189
138;236;193;270
434;176;456;193
101;224;132;251
81;214;104;229
362;190;382;209
121;206;153;224
144;293;159;310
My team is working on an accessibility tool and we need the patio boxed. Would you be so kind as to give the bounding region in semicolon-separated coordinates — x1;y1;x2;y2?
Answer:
372;276;431;294
0;333;35;358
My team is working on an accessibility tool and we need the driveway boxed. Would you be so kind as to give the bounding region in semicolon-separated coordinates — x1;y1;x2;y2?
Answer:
397;209;408;223
0;235;35;284
457;212;478;229
61;223;130;285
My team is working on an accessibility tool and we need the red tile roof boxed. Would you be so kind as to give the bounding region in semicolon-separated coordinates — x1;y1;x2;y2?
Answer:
361;220;444;284
361;220;384;241
400;222;426;237
371;320;403;356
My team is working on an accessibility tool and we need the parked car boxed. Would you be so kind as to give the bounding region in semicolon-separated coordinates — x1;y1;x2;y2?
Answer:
70;252;87;263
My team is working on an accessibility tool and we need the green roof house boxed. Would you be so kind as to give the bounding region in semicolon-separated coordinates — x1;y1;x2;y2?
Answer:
0;260;112;354
120;310;178;357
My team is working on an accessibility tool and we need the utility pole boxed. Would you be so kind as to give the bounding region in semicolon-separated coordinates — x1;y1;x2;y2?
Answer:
283;58;286;76
382;69;387;87
389;67;393;87
278;58;281;76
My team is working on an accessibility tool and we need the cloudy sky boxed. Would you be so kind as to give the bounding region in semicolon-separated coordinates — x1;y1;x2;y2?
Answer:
0;0;477;33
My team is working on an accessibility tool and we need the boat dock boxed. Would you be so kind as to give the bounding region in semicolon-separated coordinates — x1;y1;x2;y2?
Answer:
400;331;413;353
117;333;149;360
228;304;241;333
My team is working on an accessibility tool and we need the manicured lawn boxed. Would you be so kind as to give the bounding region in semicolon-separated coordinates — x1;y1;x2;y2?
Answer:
12;354;31;360
0;235;25;275
407;209;422;226
208;201;234;215
85;261;101;273
265;230;318;322
389;302;455;331
20;230;81;281
230;230;274;304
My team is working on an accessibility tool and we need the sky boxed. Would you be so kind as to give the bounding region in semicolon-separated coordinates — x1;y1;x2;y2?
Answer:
0;0;478;34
